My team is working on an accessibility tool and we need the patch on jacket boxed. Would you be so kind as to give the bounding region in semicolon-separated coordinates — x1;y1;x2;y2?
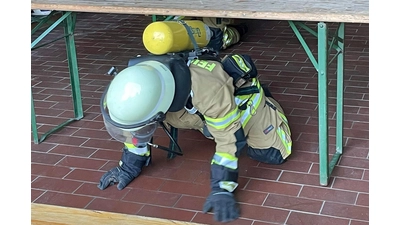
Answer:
263;125;274;135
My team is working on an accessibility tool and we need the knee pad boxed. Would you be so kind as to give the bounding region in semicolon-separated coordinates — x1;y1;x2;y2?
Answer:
247;147;286;165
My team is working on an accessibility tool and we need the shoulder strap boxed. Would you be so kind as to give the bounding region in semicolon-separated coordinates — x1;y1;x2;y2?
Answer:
178;20;201;57
177;20;221;62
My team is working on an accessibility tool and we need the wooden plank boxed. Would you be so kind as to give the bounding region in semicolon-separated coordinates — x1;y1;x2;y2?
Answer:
31;0;368;23
31;203;206;225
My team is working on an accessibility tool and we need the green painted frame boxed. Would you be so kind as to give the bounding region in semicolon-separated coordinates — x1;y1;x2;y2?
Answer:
31;11;84;144
288;21;345;186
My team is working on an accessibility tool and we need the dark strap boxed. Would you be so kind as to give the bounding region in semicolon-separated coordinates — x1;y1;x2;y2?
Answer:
178;20;201;54
195;111;205;121
265;100;277;110
234;86;259;96
185;96;206;121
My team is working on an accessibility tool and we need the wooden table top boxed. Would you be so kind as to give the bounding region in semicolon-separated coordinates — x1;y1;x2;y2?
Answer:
31;0;369;23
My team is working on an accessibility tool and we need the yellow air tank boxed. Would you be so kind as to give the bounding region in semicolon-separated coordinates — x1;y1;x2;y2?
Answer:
142;20;212;55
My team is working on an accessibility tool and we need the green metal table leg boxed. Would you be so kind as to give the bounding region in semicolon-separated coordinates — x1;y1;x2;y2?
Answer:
63;12;84;120
31;11;83;144
317;22;329;186
31;91;39;144
288;21;345;186
328;23;345;174
335;23;345;155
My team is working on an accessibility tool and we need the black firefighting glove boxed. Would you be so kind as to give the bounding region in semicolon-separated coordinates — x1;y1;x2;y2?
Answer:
98;148;149;190
202;190;239;222
202;163;240;222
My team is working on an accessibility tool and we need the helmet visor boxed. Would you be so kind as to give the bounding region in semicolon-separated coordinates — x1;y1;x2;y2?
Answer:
103;115;157;145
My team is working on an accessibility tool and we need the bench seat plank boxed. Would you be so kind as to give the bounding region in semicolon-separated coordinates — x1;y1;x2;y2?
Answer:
31;0;368;23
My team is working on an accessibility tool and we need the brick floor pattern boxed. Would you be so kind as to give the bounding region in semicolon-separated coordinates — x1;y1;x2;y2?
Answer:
31;13;369;225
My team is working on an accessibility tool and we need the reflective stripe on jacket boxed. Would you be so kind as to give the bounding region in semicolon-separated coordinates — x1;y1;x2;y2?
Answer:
189;59;251;156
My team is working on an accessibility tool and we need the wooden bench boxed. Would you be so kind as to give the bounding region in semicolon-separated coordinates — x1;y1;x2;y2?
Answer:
31;0;369;187
31;203;205;225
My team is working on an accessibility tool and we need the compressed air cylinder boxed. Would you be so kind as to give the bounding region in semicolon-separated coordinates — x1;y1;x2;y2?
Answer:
142;20;212;55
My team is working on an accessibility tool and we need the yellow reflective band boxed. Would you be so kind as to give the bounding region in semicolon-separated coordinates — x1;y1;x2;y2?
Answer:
124;143;150;156
232;54;250;73
219;181;238;193
237;79;263;127
205;79;263;130
235;95;247;105
204;107;241;130
211;152;238;169
216;152;237;161
124;143;135;149
278;111;290;129
240;92;262;127
276;127;292;154
276;111;291;155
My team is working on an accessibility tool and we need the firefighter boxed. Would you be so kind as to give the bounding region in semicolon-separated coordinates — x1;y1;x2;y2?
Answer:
98;54;292;223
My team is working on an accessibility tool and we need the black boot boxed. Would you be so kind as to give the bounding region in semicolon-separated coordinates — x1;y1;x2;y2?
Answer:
230;23;248;37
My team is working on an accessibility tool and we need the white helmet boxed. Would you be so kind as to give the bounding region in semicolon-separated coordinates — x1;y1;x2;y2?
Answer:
101;60;175;145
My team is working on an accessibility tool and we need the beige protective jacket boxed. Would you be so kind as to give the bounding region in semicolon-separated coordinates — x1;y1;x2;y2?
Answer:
165;59;291;159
